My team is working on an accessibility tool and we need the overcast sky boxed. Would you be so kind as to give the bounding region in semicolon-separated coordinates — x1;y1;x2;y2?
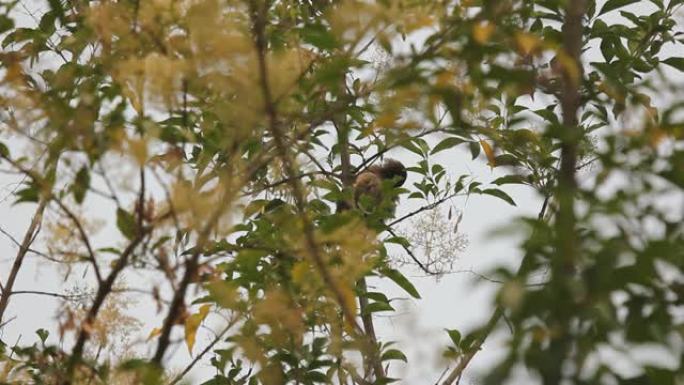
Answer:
1;2;683;384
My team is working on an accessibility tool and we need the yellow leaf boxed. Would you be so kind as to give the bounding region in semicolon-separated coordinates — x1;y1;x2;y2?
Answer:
480;140;496;168
501;280;524;310
340;284;356;316
291;261;310;285
515;32;541;55
597;81;625;104
339;283;358;333
435;71;454;88
404;14;434;32
128;138;148;165
647;126;668;147
207;280;239;309
473;21;495;44
147;327;162;340
184;304;211;354
374;113;397;129
554;51;580;85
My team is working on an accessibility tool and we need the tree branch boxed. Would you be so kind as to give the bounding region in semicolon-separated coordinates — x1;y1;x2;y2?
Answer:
388;191;462;228
440;3;587;384
334;108;385;379
53;199;103;284
0;198;48;324
248;0;361;333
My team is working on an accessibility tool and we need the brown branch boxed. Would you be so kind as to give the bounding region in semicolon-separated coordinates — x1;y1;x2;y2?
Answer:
0;198;48;324
0;154;104;284
335;115;385;379
386;228;435;275
95;162;122;208
152;184;235;365
248;0;360;333
356;126;451;173
152;251;201;364
152;146;281;365
244;171;335;196
538;2;587;384
64;189;174;383
388;191;462;228
53;199;102;283
65;227;150;383
0;225;52;261
151;88;329;367
440;2;587;384
8;290;89;300
440;307;504;385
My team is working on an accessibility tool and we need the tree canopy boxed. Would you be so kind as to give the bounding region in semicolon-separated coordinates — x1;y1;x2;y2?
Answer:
1;0;683;384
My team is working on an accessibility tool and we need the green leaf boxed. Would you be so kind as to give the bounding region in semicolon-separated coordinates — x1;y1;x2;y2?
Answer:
0;142;9;158
0;15;13;34
14;186;39;204
381;349;408;362
415;138;430;155
445;328;461;345
363;291;390;303
46;0;66;23
402;140;423;157
494;154;519;166
73;166;90;204
481;189;516;206
301;24;339;50
2;28;34;48
305;371;329;383
36;328;49;343
598;0;639;15
469;141;480;160
243;199;268;218
97;247;122;255
662;57;684;72
362;301;394;315
385;236;411;248
468;181;482;193
38;11;56;34
600;38;614;62
431;137;466;155
116;208;137;240
492;175;526;185
533;108;559;124
382;268;421;299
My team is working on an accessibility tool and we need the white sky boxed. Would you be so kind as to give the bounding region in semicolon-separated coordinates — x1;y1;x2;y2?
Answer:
1;1;683;384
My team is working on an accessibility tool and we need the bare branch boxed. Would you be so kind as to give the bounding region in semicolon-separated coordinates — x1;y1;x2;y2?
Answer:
53;200;103;284
388;191;463;228
9;290;89;300
0;199;47;324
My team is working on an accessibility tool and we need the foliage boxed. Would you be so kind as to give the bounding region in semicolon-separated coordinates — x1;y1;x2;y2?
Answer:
0;0;683;384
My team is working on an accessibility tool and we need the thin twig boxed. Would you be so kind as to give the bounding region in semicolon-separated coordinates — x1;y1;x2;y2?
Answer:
168;321;235;385
53;199;103;284
9;290;89;300
386;228;435;275
388;191;462;228
0;225;52;260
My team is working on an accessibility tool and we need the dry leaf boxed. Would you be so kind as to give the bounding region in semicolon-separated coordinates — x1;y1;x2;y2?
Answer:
184;304;212;354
